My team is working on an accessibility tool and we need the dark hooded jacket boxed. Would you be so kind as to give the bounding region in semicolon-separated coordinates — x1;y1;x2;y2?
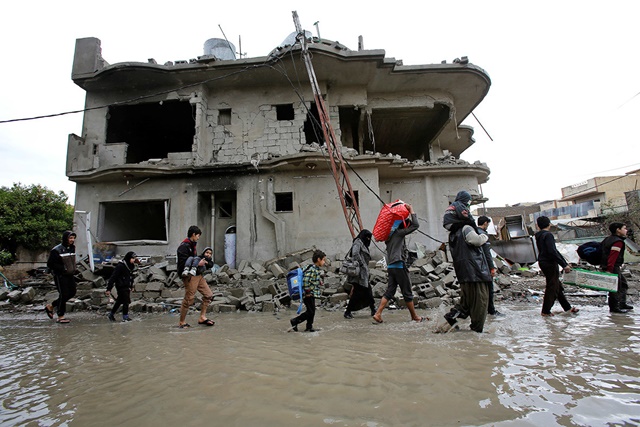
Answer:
347;230;372;287
601;234;625;273
47;231;77;276
107;251;137;291
443;191;476;233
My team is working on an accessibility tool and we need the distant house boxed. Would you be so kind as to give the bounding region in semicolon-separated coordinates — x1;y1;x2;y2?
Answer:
67;35;492;264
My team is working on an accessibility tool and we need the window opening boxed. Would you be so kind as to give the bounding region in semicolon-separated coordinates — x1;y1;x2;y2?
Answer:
275;192;293;212
218;109;231;125
219;200;233;218
276;104;295;121
99;200;169;242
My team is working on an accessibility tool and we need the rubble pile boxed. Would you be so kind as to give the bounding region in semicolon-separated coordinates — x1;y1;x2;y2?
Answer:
1;247;636;315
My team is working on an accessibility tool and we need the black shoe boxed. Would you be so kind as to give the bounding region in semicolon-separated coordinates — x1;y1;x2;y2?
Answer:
610;308;630;314
122;315;132;322
444;309;460;326
304;328;318;332
289;319;298;332
108;313;116;322
621;304;634;310
344;312;354;319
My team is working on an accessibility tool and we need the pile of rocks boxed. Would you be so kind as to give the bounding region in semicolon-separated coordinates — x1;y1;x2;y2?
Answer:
0;246;539;315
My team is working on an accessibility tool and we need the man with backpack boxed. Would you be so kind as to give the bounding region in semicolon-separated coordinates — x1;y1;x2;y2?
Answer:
601;222;632;313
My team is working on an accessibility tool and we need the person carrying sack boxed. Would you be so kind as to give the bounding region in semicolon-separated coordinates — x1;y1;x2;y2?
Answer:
344;229;376;319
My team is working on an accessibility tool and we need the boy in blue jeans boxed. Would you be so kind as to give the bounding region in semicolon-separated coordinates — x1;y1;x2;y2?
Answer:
289;250;326;332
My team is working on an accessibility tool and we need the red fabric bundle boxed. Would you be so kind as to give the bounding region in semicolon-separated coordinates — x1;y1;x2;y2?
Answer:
372;200;410;242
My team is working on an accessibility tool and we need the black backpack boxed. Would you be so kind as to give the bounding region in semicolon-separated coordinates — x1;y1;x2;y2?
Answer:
577;241;602;266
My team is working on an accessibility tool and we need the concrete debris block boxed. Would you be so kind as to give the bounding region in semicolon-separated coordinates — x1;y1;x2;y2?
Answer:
262;301;276;312
499;265;511;275
65;300;75;312
0;300;11;310
129;300;146;312
420;263;435;275
494;258;504;269
511;263;522;272
229;288;244;298
165;263;177;272
8;290;22;303
323;288;337;296
324;276;341;288
207;303;220;313
252;283;264;296
372;282;387;298
432;251;445;265
166;271;178;285
411;257;431;268
434;262;452;275
269;263;286;278
145;282;164;292
255;294;273;303
276;291;291;305
153;261;169;270
442;272;456;286
218;304;237;313
134;283;147;292
147;303;164;313
250;261;265;272
81;269;99;281
20;287;36;303
329;293;349;304
76;281;93;291
427;273;440;282
0;290;9;301
268;283;283;295
519;270;537;278
424;297;443;309
227;295;241;308
216;272;231;284
434;285;448;297
237;260;248;272
90;289;106;305
131;292;143;300
161;289;173;298
369;269;387;280
256;271;274;280
149;266;167;277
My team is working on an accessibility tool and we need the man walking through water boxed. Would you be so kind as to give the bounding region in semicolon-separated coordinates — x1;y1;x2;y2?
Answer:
45;231;77;324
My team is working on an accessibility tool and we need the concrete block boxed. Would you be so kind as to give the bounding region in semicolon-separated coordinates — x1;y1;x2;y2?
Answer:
442;272;456;286
65;301;75;312
329;293;349;304
0;290;8;301
92;276;106;287
276;291;291;305
143;291;161;299
262;301;276;312
145;282;164;292
0;300;11;309
7;290;22;303
134;283;147;292
256;294;273;303
424;297;443;309
20;287;36;303
130;300;146;312
434;262;452;275
420;264;435;275
218;304;237;313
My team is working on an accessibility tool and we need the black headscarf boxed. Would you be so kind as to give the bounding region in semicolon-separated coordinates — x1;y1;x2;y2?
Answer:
355;229;372;248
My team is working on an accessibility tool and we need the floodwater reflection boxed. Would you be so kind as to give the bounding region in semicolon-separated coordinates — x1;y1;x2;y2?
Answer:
0;305;638;426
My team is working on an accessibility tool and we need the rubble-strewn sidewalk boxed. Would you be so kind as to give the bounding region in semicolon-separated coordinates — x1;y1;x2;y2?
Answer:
1;247;637;316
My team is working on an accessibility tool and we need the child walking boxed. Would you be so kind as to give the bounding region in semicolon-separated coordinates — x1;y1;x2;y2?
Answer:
289;250;326;332
106;251;139;321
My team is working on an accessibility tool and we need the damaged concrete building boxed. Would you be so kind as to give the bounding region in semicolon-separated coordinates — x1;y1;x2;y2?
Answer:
67;34;491;265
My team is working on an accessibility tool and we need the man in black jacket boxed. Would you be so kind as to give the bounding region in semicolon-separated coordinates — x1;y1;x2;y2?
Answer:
535;216;579;317
45;230;77;324
601;222;631;313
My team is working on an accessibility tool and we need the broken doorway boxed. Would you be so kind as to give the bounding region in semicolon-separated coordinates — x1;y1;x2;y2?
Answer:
199;191;236;266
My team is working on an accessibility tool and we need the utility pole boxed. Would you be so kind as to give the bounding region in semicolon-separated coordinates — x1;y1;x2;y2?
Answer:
292;11;363;238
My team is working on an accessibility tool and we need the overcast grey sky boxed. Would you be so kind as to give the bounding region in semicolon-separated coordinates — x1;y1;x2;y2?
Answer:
1;1;638;207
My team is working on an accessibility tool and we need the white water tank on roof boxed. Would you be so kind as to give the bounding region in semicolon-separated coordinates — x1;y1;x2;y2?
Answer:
204;38;236;60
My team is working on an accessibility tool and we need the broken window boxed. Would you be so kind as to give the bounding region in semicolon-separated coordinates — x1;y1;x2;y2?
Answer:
99;200;169;243
106;100;194;163
303;102;323;145
344;190;359;208
218;109;231;125
275;192;293;212
275;104;295;121
218;200;233;218
339;107;361;152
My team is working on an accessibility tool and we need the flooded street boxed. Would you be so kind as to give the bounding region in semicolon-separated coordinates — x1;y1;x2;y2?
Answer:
1;305;639;427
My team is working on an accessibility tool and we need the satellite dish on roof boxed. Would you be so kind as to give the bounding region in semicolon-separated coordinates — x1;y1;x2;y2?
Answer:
203;38;236;60
278;30;313;49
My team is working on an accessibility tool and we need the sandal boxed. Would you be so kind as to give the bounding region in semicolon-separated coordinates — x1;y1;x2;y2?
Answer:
569;307;580;314
541;313;554;317
413;316;428;323
56;318;70;324
178;323;191;329
44;305;54;320
198;319;215;326
372;314;384;324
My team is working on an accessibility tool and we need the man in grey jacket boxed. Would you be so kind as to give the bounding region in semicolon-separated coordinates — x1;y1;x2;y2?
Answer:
440;198;492;333
372;203;427;324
